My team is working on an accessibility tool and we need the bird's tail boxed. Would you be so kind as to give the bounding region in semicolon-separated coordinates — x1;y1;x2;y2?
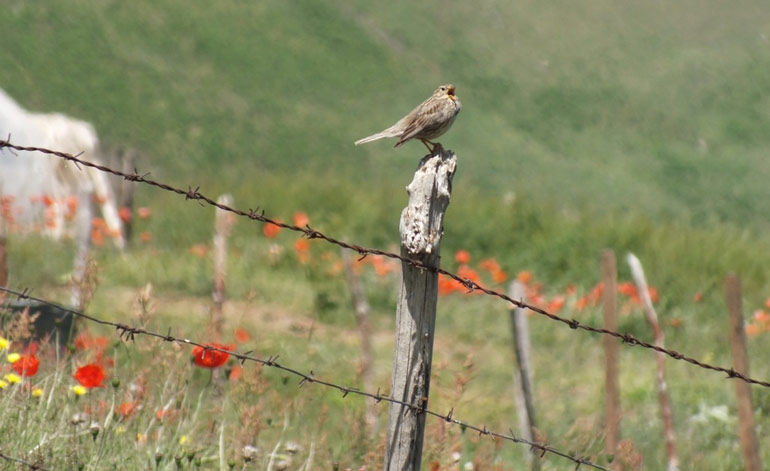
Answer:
354;123;403;146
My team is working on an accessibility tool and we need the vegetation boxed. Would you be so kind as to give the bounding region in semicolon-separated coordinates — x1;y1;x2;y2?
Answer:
2;0;770;469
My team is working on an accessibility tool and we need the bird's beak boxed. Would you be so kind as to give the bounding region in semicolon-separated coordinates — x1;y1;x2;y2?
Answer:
447;87;456;100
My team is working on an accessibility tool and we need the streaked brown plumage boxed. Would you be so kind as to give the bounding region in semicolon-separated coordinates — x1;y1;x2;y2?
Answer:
355;84;461;153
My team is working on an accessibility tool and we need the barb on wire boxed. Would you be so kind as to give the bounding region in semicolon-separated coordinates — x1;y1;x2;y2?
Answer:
0;286;607;471
2;138;769;391
0;451;48;471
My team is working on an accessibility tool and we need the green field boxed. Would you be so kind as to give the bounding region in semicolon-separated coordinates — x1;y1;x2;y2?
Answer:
2;1;770;470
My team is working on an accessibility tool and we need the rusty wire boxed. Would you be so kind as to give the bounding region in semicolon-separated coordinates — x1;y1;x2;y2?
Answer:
0;286;607;471
1;138;768;390
1;138;767;390
0;451;48;471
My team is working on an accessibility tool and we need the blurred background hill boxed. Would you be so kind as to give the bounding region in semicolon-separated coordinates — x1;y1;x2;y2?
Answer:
3;0;770;227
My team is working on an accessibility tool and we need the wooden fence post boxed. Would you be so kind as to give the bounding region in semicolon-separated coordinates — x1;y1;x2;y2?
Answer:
118;148;137;244
508;280;540;471
70;189;94;310
725;274;763;471
341;248;377;438
386;150;456;471
601;250;621;466
626;253;678;471
0;210;7;288
211;194;234;339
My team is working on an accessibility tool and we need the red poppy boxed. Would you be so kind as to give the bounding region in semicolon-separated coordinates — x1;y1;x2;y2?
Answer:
438;274;461;295
491;269;508;284
91;228;104;247
74;364;107;388
457;265;481;288
455;250;471;264
117;402;140;418
189;243;209;258
546;295;566;314
156;408;178;422
372;256;397;277
294;239;310;264
478;258;500;273
12;354;40;377
229;365;243;381
192;343;233;368
516;270;533;284
75;333;109;351
293;212;310;228
746;323;761;336
137;207;152;219
585;282;604;306
65;196;78;219
753;310;770;324
118;207;132;223
234;328;251;343
263;221;283;239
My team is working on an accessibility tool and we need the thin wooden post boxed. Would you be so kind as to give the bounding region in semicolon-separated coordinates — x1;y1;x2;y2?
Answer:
508;280;540;471
341;248;377;438
386;150;456;471
601;250;621;466
725;274;763;471
118;148;137;243
626;253;678;471
70;189;94;310
0;210;7;288
211;194;234;338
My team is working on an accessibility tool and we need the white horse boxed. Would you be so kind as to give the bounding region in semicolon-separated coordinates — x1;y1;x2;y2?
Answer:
0;88;124;248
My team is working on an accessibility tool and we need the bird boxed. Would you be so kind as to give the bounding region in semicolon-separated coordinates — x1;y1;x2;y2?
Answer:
355;84;461;153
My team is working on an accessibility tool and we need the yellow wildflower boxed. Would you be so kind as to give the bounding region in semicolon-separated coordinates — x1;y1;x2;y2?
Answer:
72;385;88;396
32;388;43;397
7;353;20;363
0;380;8;389
0;337;9;351
179;435;188;445
4;373;21;384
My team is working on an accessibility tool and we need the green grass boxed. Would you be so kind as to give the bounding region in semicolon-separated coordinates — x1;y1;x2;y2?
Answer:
2;0;770;469
3;0;770;225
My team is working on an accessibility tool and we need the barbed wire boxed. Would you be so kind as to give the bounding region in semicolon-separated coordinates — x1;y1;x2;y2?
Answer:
2;138;767;391
1;138;768;390
0;451;47;471
0;286;607;471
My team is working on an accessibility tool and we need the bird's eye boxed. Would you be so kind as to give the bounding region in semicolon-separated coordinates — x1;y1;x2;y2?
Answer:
440;87;446;91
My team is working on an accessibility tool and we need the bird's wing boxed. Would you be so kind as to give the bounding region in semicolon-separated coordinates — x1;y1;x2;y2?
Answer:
395;98;443;146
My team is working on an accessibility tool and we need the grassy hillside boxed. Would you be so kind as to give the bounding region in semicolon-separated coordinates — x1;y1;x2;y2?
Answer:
2;1;770;470
2;0;770;225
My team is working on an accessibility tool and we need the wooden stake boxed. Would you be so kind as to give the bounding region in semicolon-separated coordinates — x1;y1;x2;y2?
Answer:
118;148;137;243
602;250;621;466
626;253;678;471
341;248;377;438
509;280;540;471
725;274;763;471
212;194;234;338
0;211;7;288
386;150;456;471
